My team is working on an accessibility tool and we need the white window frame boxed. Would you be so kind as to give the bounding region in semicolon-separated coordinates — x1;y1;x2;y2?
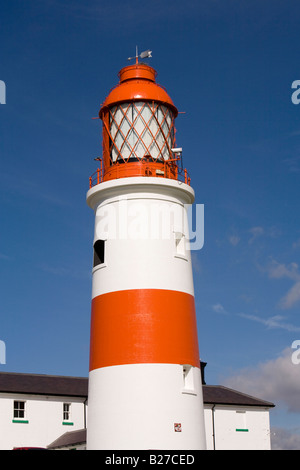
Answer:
62;402;74;426
13;400;27;423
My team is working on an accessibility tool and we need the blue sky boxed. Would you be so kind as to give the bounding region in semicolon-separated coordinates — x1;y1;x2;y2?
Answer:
1;0;300;449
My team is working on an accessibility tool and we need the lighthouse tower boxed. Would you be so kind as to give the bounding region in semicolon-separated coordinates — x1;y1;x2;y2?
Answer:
86;57;206;450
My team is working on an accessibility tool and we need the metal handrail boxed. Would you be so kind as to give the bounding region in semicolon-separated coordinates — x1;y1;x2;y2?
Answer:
89;158;191;188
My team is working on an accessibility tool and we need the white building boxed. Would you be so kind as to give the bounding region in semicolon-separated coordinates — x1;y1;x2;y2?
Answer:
0;372;87;450
203;386;273;450
0;367;274;450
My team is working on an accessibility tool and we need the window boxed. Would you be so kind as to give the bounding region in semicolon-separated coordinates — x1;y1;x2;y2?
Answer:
93;239;105;267
174;231;187;259
13;400;28;422
182;365;196;395
63;403;71;421
14;401;25;418
63;403;73;425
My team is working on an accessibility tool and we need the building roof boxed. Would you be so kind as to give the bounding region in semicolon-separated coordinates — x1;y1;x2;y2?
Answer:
0;371;274;408
203;385;275;408
0;372;87;398
47;428;87;449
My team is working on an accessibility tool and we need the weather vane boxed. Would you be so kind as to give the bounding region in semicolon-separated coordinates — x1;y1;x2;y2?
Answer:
128;46;152;64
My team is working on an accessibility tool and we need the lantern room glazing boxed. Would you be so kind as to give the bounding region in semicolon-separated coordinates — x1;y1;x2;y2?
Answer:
89;63;191;186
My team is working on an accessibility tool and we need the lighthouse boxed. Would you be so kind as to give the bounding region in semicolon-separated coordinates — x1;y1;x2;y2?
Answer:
86;55;206;450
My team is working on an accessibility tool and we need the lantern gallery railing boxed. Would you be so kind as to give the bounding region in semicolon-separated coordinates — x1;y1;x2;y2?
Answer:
89;157;191;188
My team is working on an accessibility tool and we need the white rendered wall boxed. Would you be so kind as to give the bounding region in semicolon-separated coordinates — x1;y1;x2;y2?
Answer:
91;196;195;297
0;391;272;449
88;364;206;450
204;405;271;450
0;393;86;450
87;177;196;300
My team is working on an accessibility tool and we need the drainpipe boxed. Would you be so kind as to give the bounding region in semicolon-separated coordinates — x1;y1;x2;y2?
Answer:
212;405;216;450
84;398;88;429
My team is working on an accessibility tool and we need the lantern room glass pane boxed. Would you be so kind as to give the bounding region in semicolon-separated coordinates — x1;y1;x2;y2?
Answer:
109;101;174;162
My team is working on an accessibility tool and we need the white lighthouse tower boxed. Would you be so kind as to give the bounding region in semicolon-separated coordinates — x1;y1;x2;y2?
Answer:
86;57;206;450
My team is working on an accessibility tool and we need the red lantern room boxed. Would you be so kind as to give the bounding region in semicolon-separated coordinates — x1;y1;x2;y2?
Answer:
89;61;190;187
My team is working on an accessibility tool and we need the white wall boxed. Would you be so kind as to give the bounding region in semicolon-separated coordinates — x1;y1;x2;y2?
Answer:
0;393;86;450
0;391;272;450
88;363;206;450
204;405;271;450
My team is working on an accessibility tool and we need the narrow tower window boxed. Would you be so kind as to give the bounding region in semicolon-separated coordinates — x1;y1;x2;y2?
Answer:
93;240;105;267
174;231;186;259
182;365;196;395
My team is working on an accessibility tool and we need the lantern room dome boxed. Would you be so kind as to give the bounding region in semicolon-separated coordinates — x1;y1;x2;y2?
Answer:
99;63;178;118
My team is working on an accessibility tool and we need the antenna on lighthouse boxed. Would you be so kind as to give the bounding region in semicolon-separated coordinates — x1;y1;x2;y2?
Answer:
128;46;152;64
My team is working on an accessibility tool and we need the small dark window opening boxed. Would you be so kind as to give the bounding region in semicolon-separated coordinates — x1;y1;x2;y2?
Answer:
63;403;71;421
14;401;25;419
93;240;105;267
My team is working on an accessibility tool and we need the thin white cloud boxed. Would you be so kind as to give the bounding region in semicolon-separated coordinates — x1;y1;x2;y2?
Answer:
280;281;300;310
292;238;300;250
212;303;227;314
191;252;201;273
271;426;300;450
267;260;300;281
228;234;240;246
248;226;264;244
227;225;279;247
223;348;300;413
38;264;90;280
239;313;300;333
266;260;300;309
